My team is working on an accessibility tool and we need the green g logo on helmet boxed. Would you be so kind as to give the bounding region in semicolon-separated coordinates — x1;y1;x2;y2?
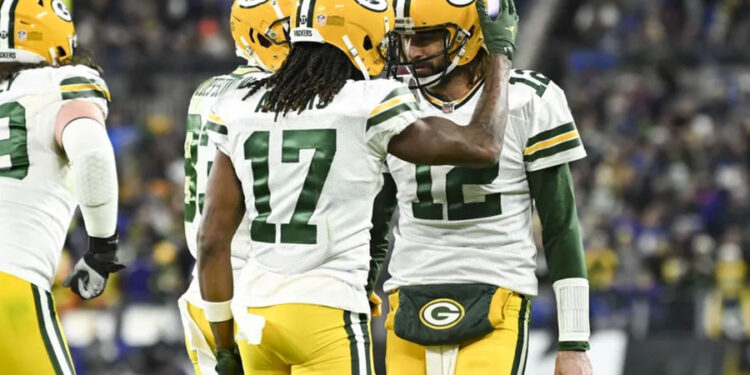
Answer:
419;298;465;330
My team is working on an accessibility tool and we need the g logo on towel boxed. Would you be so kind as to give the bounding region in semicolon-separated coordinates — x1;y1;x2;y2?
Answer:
419;299;465;330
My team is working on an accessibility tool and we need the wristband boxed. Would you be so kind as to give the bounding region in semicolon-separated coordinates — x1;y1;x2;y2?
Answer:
203;300;233;322
553;278;590;343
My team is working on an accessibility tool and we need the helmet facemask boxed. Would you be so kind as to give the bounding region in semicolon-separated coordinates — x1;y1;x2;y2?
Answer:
387;22;472;90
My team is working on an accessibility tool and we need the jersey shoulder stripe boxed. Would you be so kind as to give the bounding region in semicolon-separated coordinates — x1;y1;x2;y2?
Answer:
524;122;581;161
60;76;110;101
524;137;582;162
525;122;576;148
367;87;418;130
206;114;228;135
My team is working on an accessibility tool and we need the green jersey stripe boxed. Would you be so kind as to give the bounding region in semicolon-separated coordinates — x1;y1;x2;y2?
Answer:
32;285;64;375
60;76;103;86
206;121;228;135
382;87;412;102
62;90;108;101
524;138;581;162
525;122;576;148
366;102;419;131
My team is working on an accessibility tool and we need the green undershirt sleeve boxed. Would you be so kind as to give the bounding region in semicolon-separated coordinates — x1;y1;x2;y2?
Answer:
527;163;587;282
528;163;590;351
366;173;397;295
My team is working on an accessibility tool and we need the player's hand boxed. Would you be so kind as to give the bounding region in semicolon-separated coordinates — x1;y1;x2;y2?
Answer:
476;0;519;59
369;292;383;317
215;346;243;375
63;231;124;300
555;351;593;375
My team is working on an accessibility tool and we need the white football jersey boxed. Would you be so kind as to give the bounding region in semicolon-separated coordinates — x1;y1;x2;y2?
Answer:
208;79;419;314
182;66;269;304
384;70;587;296
0;65;110;290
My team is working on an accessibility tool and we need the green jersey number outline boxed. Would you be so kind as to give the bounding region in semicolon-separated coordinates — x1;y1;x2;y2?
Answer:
245;129;336;244
509;70;550;97
0;101;29;179
184;114;205;222
412;164;502;221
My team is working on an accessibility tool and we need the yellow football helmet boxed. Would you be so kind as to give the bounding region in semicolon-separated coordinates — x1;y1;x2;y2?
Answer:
289;0;393;78
393;0;485;86
0;0;76;65
231;0;293;72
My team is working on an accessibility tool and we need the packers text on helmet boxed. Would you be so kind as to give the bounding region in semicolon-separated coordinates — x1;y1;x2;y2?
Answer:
0;0;76;65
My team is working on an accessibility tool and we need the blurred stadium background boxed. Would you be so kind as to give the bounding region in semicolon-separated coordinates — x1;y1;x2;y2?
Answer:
54;0;750;374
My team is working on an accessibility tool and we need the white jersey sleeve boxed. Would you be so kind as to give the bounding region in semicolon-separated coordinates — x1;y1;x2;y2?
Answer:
518;71;586;171
205;112;230;156
365;85;419;160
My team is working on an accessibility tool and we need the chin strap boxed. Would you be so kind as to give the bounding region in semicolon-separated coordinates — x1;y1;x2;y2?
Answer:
409;27;471;89
342;35;370;80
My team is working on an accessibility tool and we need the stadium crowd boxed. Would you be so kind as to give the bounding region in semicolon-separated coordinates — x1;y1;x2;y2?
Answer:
54;0;750;373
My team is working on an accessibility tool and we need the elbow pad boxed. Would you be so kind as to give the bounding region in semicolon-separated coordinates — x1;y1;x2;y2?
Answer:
62;118;118;237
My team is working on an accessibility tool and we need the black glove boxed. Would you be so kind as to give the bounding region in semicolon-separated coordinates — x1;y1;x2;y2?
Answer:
216;345;243;375
63;231;125;300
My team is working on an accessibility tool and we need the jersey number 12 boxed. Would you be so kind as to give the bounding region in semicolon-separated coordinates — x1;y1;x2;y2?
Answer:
412;164;502;221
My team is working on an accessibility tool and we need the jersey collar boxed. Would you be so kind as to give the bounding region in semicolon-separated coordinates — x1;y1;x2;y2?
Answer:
421;79;485;114
231;65;267;78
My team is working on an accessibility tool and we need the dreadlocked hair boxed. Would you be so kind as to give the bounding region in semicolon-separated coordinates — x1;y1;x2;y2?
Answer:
0;62;47;82
244;43;364;118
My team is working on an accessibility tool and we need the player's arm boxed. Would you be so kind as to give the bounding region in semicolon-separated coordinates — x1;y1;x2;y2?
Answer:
388;0;517;168
388;53;511;168
367;172;398;316
527;163;593;373
198;151;244;354
55;100;124;300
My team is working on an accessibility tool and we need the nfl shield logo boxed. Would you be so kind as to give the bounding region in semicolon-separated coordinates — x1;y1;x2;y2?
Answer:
317;15;327;26
18;30;27;41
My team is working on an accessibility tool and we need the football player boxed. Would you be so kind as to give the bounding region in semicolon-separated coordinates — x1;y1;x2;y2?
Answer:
0;0;122;373
196;0;517;374
380;1;594;375
178;0;292;373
